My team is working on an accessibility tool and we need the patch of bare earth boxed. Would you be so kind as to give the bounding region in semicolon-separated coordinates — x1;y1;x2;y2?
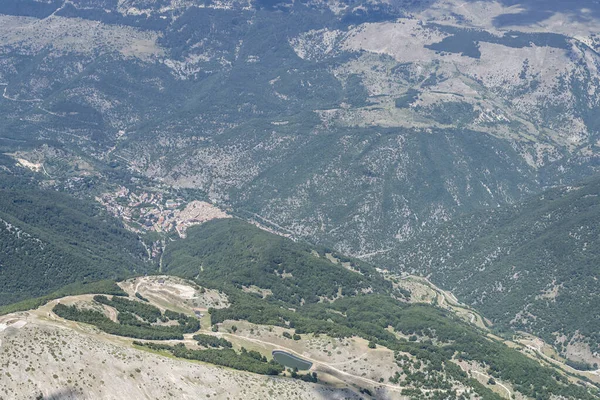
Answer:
119;276;229;314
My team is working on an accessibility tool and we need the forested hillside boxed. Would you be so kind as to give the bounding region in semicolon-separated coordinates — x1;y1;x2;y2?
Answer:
159;218;599;399
0;170;149;304
163;218;394;305
384;175;600;359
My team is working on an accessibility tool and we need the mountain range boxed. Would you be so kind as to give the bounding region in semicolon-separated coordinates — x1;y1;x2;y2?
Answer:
1;0;600;398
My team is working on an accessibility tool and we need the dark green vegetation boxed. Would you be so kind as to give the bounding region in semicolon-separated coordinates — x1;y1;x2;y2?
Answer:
394;89;420;108
290;370;318;383
163;218;395;306
53;295;199;340
193;334;232;349
0;172;149;305
135;292;149;302
0;280;126;316
566;360;599;372
162;219;599;399
385;176;600;354
134;342;284;376
272;351;313;370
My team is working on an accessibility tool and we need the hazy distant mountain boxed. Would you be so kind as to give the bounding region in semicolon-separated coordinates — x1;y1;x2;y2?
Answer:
1;0;599;257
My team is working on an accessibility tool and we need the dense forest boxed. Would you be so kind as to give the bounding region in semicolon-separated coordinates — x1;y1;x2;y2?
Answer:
0;170;149;305
162;218;397;305
193;333;233;348
134;341;284;375
383;175;600;353
0;280;126;316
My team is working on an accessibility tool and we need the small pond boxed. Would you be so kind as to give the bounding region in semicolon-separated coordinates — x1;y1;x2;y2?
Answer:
272;350;313;370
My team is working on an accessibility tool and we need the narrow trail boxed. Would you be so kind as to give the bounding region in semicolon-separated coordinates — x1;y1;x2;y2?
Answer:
327;351;372;367
471;370;512;398
134;279;142;294
453;1;485;28
240;210;296;236
47;0;71;18
105;305;118;322
524;342;600;380
356;248;393;259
